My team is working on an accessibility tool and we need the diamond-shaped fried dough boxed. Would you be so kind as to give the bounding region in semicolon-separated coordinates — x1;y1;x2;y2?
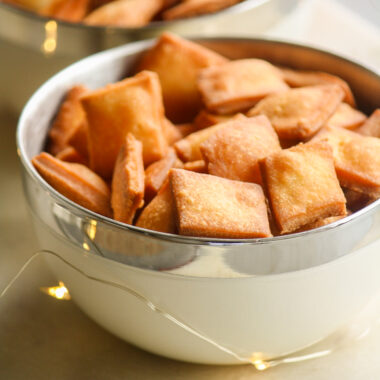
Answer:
174;113;246;162
84;0;164;27
144;148;178;202
261;142;346;234
47;85;88;156
170;169;272;238
136;181;176;234
198;59;289;114
111;134;145;224
248;85;344;140
355;109;380;137
200;116;281;184
162;118;183;145
163;0;242;20
312;126;380;198
41;0;90;21
325;103;366;129
137;32;228;123
194;109;238;130
280;68;356;107
32;152;111;217
81;71;167;178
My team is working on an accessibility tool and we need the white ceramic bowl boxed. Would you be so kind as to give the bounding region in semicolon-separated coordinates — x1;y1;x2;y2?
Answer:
17;38;380;365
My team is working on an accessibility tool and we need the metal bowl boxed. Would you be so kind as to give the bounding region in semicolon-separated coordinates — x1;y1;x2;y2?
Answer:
17;37;380;365
0;0;299;113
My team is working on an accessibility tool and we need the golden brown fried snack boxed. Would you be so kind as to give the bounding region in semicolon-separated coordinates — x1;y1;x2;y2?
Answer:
41;0;90;22
47;85;88;156
67;120;89;161
312;126;380;198
144;148;178;202
296;215;347;233
137;32;228;123
32;152;111;217
280;68;356;107
355;109;380;137
163;0;241;20
200;115;281;184
176;123;199;137
136;181;176;233
182;160;207;173
84;0;164;27
55;146;87;165
198;59;289;114
169;168;272;238
81;71;167;178
111;134;145;224
194;109;237;130
261;141;346;234
162;118;183;145
248;85;344;140
325;103;366;129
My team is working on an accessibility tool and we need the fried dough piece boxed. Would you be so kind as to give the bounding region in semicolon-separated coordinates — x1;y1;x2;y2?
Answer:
200;115;281;184
183;160;207;173
55;146;87;165
325;103;366;130
81;71;167;178
68;120;89;160
137;32;228;123
261;142;346;234
280;68;356;107
163;0;241;20
296;215;347;233
355;109;380;137
174;113;245;161
144;148;178;202
162;118;183;145
194;110;237;130
136;181;176;233
248;85;344;140
41;0;90;22
312;126;380;198
32;152;111;217
170;169;271;238
111;134;145;224
176;123;199;137
84;0;164;27
47;85;88;156
198;59;289;114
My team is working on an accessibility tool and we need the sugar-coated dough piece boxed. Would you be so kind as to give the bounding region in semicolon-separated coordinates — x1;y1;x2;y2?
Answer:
248;85;344;140
163;0;241;20
174;113;245;162
144;148;178;202
81;71;167;178
111;134;145;224
41;0;90;21
32;152;111;217
261;142;346;234
355;109;380;138
136;181;176;233
198;59;289;114
325;103;366;130
84;0;164;27
170;169;272;238
137;32;228;123
47;85;88;156
200;115;281;184
194;110;238;130
312;126;380;198
182;160;207;173
280;68;356;107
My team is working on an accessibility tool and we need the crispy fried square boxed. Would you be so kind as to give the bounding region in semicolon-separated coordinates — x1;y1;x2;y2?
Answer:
137;32;228;123
169;169;272;238
81;71;168;178
200;115;281;184
144;148;178;202
355;109;380;137
248;85;344;140
325;103;366;129
32;152;111;217
312;126;380;198
136;181;176;234
47;85;88;156
280;68;356;107
197;59;289;114
261;141;346;234
163;0;241;20
84;0;164;27
111;134;145;224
